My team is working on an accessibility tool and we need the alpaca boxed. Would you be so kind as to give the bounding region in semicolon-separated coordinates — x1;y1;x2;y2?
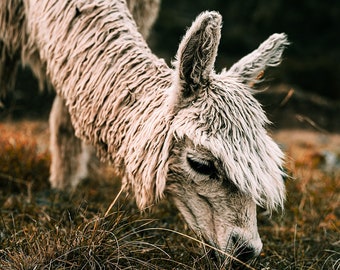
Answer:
0;0;288;262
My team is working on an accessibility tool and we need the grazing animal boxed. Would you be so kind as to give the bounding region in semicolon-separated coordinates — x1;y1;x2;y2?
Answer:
0;0;288;262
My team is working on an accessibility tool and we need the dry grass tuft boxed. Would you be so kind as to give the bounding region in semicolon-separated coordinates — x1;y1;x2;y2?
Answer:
0;122;339;269
1;207;177;269
0;122;50;194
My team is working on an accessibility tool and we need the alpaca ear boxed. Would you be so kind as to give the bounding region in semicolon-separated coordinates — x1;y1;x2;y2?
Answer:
174;11;222;98
225;33;289;86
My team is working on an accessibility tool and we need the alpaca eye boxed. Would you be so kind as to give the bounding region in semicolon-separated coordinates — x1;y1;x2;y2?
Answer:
187;156;216;176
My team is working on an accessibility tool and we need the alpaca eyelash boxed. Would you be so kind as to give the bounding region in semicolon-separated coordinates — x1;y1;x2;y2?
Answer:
186;155;216;176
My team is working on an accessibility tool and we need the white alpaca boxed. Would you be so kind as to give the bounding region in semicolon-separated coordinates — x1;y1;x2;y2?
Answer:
0;0;288;262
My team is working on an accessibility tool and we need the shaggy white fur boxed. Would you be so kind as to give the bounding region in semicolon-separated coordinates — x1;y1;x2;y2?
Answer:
0;0;288;210
47;0;161;191
1;0;289;260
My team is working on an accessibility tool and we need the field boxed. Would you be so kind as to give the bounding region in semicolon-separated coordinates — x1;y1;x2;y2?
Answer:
0;120;339;269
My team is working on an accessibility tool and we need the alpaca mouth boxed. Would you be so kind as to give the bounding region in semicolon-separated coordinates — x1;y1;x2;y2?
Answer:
204;244;234;265
201;238;231;263
204;237;259;266
207;247;257;267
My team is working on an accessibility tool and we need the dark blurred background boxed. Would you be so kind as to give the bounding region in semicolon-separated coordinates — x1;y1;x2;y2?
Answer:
153;0;340;99
1;0;339;130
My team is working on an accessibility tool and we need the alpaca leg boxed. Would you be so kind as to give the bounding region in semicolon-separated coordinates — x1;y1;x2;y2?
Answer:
49;95;91;189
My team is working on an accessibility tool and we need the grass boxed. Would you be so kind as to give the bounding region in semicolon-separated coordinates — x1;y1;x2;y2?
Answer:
0;121;339;269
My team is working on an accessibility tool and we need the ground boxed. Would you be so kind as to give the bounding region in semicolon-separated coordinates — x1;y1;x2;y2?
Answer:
0;120;339;269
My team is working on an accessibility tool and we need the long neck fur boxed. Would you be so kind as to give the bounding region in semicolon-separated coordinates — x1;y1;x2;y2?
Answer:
26;0;173;207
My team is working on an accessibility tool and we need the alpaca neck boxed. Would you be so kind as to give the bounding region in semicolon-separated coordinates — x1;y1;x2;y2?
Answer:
28;0;173;168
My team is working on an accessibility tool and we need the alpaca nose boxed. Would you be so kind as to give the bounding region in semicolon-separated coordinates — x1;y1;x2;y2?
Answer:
231;234;262;262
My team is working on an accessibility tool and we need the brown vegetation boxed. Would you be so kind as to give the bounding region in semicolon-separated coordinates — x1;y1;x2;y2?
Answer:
0;121;339;269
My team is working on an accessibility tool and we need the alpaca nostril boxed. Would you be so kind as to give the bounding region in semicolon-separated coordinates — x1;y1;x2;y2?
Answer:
231;234;240;246
236;245;256;262
231;234;258;262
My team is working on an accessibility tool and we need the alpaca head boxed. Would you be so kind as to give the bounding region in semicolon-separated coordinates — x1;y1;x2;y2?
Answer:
162;11;288;262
